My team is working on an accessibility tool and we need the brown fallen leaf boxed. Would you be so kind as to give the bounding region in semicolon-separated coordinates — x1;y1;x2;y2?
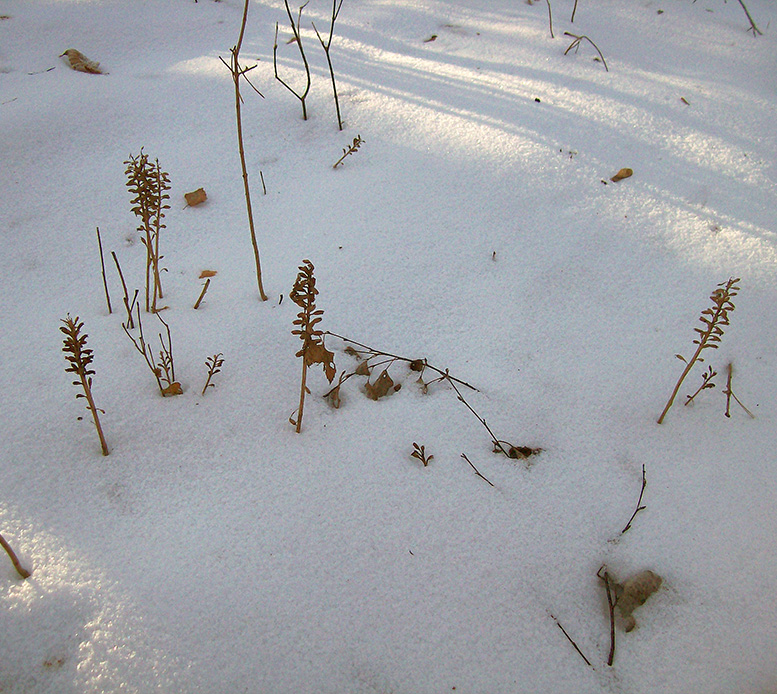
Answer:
365;369;395;400
161;382;183;397
199;269;217;279
610;167;633;182
60;49;105;74
185;188;207;206
304;342;336;383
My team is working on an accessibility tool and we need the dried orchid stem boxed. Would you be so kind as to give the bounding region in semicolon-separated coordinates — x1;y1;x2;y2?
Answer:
570;0;579;22
545;0;554;38
111;251;136;329
684;365;716;406
0;532;30;579
202;353;224;396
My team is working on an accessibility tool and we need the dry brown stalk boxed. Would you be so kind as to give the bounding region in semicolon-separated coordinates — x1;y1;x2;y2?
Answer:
274;0;312;120
111;251;137;329
96;227;112;314
658;278;740;424
123;306;182;396
194;278;211;310
597;566;617;666
563;32;608;71
312;0;345;130
61;315;109;456
290;260;336;432
333;135;364;169
220;0;268;302
723;362;755;418
620;464;647;535
0;531;31;579
202;353;224;396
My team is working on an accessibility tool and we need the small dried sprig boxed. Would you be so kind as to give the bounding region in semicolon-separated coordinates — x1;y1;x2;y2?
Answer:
597;566;617;666
290;259;336;432
620;464;647;535
333;135;364;169
61;315;109;455
563;32;608;71
410;442;433;467
0;531;31;579
658;277;740;424
723;362;755;419
111;251;138;329
685;365;717;406
123;306;182;396
202;353;224;395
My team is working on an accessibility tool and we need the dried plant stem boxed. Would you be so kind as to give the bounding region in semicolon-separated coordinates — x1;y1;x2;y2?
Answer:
545;0;554;38
598;567;617;666
111;251;136;329
202;353;224;396
332;135;364;169
194;278;211;309
723;362;755;418
549;613;593;668
736;0;762;36
570;0;579;22
563;32;608;71
657;278;739;424
96;227;112;314
621;464;647;535
313;0;345;130
684;365;716;406
460;453;495;487
223;0;268;302
0;532;30;579
274;0;312;120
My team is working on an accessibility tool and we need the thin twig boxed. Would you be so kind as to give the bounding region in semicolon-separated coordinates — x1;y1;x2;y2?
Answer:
273;0;312;120
723;362;755;418
598;567;617;666
312;0;345;130
570;0;579;23
111;252;135;329
621;464;647;535
549;613;593;668
736;0;762;36
563;32;608;71
545;0;554;38
0;532;31;579
96;227;112;314
460;454;495;487
194;278;211;309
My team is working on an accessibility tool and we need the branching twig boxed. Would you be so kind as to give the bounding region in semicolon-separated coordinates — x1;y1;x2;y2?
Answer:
333;135;364;169
312;0;345;130
621;464;646;535
222;0;268;302
274;0;312;120
563;32;608;71
202;353;224;396
597;567;617;666
685;365;716;406
0;531;31;579
460;453;495;487
723;362;755;418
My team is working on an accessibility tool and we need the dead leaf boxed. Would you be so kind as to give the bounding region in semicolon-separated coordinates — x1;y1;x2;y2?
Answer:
199;270;217;279
614;570;663;632
355;360;371;376
365;369;394;400
185;188;207;206
610;167;633;182
60;49;105;74
161;382;183;397
305;342;336;383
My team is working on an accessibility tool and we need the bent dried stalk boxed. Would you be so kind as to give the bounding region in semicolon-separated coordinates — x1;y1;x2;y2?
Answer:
274;0;312;120
312;0;345;130
563;32;608;71
0;531;30;579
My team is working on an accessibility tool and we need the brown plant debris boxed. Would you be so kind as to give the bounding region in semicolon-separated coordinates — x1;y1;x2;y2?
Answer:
60;49;105;74
199;270;218;279
612;569;663;632
411;442;433;467
202;353;224;396
184;188;207;206
610;167;633;182
333;135;365;169
0;531;31;579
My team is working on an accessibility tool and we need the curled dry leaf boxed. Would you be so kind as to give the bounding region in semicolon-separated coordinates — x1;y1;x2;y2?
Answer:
304;342;336;383
161;381;183;397
60;49;105;74
185;188;207;206
355;360;371;376
365;369;395;400
610;167;633;182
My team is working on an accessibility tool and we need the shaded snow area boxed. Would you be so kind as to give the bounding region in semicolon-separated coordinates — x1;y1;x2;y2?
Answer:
1;0;776;691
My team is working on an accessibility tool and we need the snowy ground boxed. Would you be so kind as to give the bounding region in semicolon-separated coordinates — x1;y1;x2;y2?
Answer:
1;0;776;691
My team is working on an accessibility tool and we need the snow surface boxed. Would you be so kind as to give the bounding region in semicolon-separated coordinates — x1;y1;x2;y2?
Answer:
1;0;776;691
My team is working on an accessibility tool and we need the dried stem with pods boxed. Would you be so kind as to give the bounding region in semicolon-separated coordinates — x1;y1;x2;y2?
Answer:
0;531;31;579
220;0;268;301
657;277;740;424
563;32;608;71
274;0;312;120
123;306;182;396
290;260;336;432
333;135;364;169
313;0;345;130
202;353;224;396
61;315;109;456
124;150;170;313
684;364;717;406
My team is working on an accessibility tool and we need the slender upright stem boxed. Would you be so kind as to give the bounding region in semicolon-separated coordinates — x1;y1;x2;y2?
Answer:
0;532;31;579
296;360;308;433
96;227;112;314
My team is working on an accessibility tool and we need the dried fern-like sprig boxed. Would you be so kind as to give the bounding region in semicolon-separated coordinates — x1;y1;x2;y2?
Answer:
411;442;433;467
202;353;224;396
289;259;336;432
124;149;171;313
333;135;364;169
657;277;740;424
61;315;109;455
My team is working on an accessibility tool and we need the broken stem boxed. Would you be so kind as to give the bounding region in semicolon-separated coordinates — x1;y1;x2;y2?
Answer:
460;453;495;487
0;532;31;579
621;464;647;535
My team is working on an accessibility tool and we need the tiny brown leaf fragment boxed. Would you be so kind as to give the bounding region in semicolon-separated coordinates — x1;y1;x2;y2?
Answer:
199;269;217;279
185;188;207;206
161;381;183;397
60;49;105;74
610;167;633;182
365;369;395;400
355;360;371;376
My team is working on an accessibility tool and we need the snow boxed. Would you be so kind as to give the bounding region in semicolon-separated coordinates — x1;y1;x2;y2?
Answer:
1;0;776;691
